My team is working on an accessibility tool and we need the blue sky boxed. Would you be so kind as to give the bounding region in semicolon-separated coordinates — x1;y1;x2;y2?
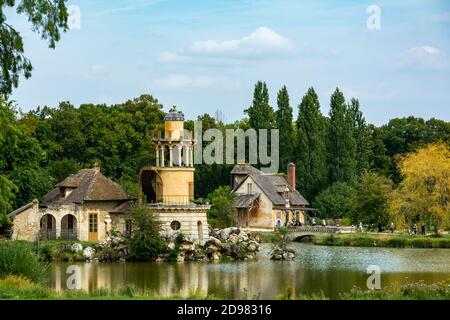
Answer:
7;0;450;125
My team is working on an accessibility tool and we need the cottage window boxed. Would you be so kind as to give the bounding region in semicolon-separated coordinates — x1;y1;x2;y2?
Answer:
170;220;181;231
247;183;253;194
89;212;98;233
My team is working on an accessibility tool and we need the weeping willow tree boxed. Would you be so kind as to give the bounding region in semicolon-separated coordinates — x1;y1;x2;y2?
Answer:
388;143;450;234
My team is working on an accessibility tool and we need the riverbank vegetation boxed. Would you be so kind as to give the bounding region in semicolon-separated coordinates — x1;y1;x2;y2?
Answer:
0;241;48;282
313;233;450;248
277;280;450;300
1;275;448;300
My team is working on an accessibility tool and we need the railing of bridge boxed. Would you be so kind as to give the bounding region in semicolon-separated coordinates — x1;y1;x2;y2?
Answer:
287;225;356;234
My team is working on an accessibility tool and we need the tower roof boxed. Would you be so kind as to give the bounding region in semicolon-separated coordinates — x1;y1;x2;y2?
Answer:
164;105;185;121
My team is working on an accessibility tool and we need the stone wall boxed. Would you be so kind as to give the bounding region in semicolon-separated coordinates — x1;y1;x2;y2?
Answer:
11;200;127;242
155;208;209;244
234;176;275;229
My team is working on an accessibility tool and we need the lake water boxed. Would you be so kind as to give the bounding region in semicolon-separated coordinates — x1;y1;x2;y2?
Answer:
47;243;450;299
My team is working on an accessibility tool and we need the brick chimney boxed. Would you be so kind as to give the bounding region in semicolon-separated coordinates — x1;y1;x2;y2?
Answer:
287;163;296;189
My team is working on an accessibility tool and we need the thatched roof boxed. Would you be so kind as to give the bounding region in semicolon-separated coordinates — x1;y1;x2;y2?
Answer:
232;164;309;207
235;193;260;209
41;169;133;207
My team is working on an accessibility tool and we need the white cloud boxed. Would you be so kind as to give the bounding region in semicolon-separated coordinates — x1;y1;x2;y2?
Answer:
158;26;293;63
401;46;448;70
431;12;450;23
189;26;293;56
148;74;240;90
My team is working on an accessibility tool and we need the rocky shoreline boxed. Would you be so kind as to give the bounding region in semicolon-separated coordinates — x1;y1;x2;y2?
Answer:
71;227;261;263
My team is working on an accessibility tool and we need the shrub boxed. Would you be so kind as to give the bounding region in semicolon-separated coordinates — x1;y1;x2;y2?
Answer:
0;275;51;299
119;283;138;297
0;212;13;238
127;206;165;261
207;186;236;228
0;241;48;283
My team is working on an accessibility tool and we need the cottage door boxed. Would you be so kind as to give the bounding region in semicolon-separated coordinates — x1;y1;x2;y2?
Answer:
88;211;98;241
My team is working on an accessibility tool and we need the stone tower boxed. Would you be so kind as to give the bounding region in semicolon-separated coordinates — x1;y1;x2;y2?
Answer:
138;105;209;243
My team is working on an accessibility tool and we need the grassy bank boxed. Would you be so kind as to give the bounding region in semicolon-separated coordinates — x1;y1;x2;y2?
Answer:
313;233;450;248
277;280;450;300
0;275;216;300
1;275;448;300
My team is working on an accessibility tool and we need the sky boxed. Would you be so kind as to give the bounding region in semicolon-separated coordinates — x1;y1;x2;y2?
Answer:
6;0;450;125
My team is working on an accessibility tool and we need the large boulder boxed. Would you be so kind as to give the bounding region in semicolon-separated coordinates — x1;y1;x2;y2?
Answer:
83;247;95;260
71;243;83;253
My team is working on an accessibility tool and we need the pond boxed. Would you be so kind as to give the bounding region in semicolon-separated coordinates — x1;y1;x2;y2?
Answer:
47;243;450;299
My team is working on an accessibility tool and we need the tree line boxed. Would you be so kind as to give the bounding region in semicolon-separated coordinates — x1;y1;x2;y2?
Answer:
1;82;449;232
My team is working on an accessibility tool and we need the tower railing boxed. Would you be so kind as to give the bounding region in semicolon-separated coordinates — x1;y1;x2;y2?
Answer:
152;195;194;205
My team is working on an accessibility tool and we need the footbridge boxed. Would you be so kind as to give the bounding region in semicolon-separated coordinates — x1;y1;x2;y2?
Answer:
287;225;356;240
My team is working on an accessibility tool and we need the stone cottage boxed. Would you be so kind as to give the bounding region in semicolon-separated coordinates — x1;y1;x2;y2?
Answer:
232;163;313;230
8;164;134;241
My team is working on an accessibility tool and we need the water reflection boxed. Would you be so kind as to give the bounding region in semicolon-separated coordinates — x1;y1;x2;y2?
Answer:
48;244;450;299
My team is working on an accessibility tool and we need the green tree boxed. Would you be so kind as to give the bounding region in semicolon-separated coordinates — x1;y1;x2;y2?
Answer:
127;206;165;261
326;88;357;185
348;98;371;175
207;186;236;228
0;0;68;96
244;81;275;130
276;86;294;172
350;171;393;228
313;182;356;220
296;87;327;200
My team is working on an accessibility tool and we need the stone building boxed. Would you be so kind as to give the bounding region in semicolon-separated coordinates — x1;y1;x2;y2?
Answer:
8;164;134;241
138;106;210;243
232;163;312;230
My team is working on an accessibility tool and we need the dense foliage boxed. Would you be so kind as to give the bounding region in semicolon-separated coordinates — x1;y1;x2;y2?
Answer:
0;241;48;282
207;186;236;228
127;206;165;261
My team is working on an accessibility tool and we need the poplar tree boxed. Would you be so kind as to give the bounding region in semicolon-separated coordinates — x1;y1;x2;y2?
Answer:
276;86;294;172
348;98;371;175
244;81;275;130
326;88;357;185
296;87;327;200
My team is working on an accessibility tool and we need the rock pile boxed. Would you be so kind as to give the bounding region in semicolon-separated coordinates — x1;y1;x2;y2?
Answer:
269;245;295;261
205;227;260;261
155;227;261;262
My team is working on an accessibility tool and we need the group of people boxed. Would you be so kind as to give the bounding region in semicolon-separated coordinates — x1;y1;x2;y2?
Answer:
275;216;427;235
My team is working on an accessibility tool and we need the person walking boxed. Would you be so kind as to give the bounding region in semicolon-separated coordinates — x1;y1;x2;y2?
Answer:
390;222;395;233
312;217;316;226
276;217;282;229
413;223;418;235
359;221;364;232
421;223;426;236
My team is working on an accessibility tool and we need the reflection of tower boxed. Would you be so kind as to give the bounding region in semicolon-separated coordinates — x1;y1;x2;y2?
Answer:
138;105;210;243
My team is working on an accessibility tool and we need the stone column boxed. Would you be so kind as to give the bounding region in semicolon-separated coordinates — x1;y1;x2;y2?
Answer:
184;145;189;167
189;144;194;167
161;146;165;167
155;146;160;167
56;216;61;239
169;145;173;167
178;144;182;167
